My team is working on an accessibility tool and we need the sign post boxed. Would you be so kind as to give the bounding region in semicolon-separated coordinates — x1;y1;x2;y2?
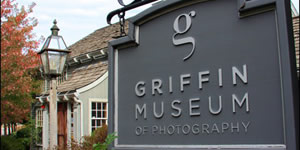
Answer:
108;0;299;149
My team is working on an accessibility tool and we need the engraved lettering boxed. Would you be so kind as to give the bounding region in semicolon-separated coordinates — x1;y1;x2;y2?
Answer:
167;125;175;135
169;76;173;93
218;68;223;87
173;11;196;61
242;121;250;132
143;126;148;134
222;122;230;133
192;124;200;135
135;126;142;136
232;92;249;113
209;96;222;115
182;125;191;135
198;71;209;90
231;122;239;133
202;124;210;134
175;125;181;134
232;64;248;85
152;125;158;134
135;81;145;97
152;79;163;95
171;100;182;117
135;104;146;120
211;123;220;134
159;125;166;134
180;74;191;92
153;101;164;119
189;98;200;116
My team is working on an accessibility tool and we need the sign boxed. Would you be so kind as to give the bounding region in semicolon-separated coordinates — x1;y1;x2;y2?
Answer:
108;0;298;149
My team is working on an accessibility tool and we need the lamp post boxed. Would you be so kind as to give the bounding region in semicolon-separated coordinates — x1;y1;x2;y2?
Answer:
38;20;70;149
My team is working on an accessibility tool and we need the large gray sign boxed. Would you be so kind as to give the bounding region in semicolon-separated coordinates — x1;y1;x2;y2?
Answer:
108;0;298;149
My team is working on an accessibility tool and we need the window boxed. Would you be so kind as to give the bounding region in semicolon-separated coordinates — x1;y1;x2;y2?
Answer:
36;109;43;145
57;68;68;85
70;103;74;140
44;80;50;92
90;101;108;133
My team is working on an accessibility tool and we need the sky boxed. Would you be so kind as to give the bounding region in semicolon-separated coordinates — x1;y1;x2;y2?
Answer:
16;0;299;49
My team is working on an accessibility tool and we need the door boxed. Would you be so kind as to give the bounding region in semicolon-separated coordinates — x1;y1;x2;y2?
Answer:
57;102;67;149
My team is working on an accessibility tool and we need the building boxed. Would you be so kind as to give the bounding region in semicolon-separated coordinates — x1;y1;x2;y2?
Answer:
32;23;127;149
32;8;299;150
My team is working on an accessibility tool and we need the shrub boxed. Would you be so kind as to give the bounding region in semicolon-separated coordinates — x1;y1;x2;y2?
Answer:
93;132;117;150
16;126;31;138
15;123;33;150
69;125;108;150
86;125;108;144
1;135;25;150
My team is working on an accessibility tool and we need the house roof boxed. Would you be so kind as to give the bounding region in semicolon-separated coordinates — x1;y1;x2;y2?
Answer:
54;22;128;93
67;22;128;58
293;16;299;70
57;61;108;93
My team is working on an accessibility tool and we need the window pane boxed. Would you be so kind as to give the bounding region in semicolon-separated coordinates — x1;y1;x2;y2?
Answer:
97;111;101;118
103;111;107;118
36;109;43;128
92;102;96;109
97;120;101;126
102;120;106;126
91;102;108;134
97;103;101;110
36;127;43;144
92;111;96;118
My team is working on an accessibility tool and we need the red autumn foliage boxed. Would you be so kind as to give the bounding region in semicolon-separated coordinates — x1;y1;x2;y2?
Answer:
1;0;41;124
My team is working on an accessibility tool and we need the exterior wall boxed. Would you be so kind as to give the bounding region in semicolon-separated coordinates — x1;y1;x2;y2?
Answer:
78;76;108;136
42;105;49;150
67;102;71;146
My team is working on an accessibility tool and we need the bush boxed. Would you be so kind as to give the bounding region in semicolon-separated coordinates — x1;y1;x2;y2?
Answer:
16;126;31;138
93;132;117;150
1;124;33;150
70;125;108;150
15;124;32;150
1;135;25;150
86;125;108;145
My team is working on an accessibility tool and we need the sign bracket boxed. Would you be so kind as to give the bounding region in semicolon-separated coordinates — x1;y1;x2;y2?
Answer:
106;0;159;25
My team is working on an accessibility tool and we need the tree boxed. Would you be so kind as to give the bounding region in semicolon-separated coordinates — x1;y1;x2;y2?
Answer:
1;0;41;132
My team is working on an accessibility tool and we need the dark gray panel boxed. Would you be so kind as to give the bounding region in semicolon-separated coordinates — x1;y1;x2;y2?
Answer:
108;0;298;149
118;0;282;145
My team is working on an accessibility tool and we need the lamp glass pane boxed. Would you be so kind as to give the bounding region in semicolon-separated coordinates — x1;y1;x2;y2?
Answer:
48;51;61;74
48;36;67;50
59;53;67;73
40;51;49;74
48;51;68;75
41;37;51;50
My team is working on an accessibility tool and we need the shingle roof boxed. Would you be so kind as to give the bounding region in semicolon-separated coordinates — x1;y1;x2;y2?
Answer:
293;16;299;69
54;22;128;93
68;22;128;58
57;61;107;92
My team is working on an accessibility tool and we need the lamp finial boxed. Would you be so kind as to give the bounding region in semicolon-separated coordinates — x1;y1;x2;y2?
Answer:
51;19;60;36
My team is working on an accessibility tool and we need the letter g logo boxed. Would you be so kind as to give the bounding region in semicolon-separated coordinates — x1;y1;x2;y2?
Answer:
172;11;196;61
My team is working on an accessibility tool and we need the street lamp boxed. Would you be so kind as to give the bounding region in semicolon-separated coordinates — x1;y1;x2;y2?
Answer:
38;19;70;149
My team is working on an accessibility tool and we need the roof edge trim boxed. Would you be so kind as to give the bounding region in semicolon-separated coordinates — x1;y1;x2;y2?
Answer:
76;71;108;94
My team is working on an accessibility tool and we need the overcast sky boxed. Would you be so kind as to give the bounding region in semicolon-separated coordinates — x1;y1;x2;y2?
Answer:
17;0;299;49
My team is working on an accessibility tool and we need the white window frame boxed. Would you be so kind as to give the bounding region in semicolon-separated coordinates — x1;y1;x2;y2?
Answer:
44;79;50;92
88;98;108;135
35;108;43;146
